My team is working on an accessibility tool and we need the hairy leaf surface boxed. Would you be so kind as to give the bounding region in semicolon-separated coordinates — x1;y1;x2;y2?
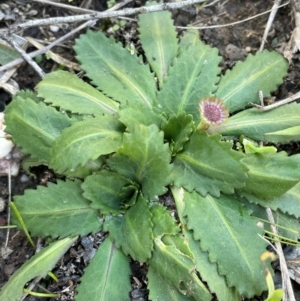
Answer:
171;187;241;301
76;238;131;301
149;235;212;301
208;103;300;142
157;39;221;123
241;151;300;199
75;30;156;107
82;170;134;214
37;70;119;115
4;95;72;162
162;113;194;154
139;9;178;84
12;180;101;238
50;115;124;173
107;123;172;200
171;131;247;196
0;237;77;301
104;195;153;262
183;191;267;297
215;51;288;112
148;267;194;301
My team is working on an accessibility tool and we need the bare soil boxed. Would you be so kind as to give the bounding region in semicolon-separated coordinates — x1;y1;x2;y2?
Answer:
1;0;300;300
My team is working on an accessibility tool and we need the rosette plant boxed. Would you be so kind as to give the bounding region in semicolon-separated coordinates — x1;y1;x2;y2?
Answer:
2;5;300;301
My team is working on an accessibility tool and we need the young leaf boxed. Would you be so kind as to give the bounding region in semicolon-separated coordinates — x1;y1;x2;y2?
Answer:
162;112;194;154
37;70;119;115
107;123;172;200
82;170;134;214
148;267;195;301
149;235;212;301
75;30;156;108
11;180;101;238
104;195;153;262
50;115;125;174
0;236;77;301
241;151;300;200
157;40;221;123
171;131;247;197
208;103;300;143
261;252;284;301
215;50;288;113
139;8;178;84
4;95;72;162
118;103;166;130
183;191;267;297
179;29;200;53
151;204;179;238
171;187;241;301
76;237;131;301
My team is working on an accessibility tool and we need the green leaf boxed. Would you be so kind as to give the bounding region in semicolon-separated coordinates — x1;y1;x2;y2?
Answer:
151;204;179;238
104;195;153;262
139;9;178;84
11;180;101;238
108;123;172;200
243;182;300;218
82;170;134;214
0;237;77;301
4;95;72;162
149;235;212;301
171;131;247;197
50;115;125;174
148;266;195;301
171;187;241;301
241;151;300;199
208;103;300;143
75;30;156;108
179;29;200;53
76;237;131;301
215;51;288;113
37;70;119;115
162;113;194;154
183;191;267;297
186;228;240;301
0;42;20;64
265;125;300;143
157;40;221;123
240;196;300;242
118;103;166;130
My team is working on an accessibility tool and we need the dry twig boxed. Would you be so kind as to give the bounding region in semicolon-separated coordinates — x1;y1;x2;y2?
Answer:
0;20;94;72
259;0;282;51
14;0;207;31
266;208;296;301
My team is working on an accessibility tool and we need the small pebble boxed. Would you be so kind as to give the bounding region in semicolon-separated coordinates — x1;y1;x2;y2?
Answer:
245;46;252;52
20;174;29;183
50;25;60;33
4;263;15;276
81;236;93;250
131;289;144;299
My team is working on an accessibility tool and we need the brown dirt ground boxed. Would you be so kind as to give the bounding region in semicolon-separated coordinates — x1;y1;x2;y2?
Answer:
1;0;300;300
